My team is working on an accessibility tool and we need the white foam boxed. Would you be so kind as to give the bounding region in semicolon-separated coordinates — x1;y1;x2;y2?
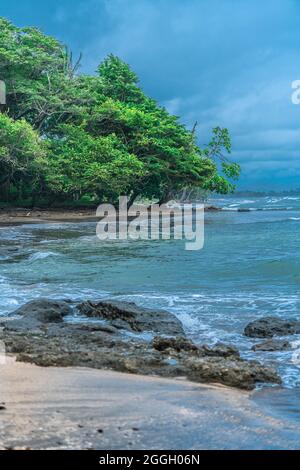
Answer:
28;251;60;261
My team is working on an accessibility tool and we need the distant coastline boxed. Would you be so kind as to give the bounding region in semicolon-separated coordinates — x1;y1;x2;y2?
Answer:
226;189;300;197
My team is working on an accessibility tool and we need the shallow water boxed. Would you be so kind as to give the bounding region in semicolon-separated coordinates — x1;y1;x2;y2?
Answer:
1;195;300;419
253;386;300;425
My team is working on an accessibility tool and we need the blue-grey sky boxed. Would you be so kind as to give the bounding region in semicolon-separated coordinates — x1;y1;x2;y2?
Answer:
2;0;300;190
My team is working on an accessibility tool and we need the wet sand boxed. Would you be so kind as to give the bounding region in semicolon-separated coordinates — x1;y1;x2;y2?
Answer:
1;358;300;450
0;208;98;226
0;205;220;226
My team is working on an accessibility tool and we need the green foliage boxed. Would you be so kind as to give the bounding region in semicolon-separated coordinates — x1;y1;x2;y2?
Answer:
0;18;240;205
0;114;45;200
97;54;143;103
45;125;144;202
201;127;241;194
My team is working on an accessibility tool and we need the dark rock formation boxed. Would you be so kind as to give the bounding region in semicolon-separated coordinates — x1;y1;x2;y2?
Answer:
4;299;72;330
0;299;282;390
185;357;280;390
244;317;300;338
152;337;239;359
199;343;240;359
152;336;199;353
77;300;184;335
204;206;221;212
252;339;291;352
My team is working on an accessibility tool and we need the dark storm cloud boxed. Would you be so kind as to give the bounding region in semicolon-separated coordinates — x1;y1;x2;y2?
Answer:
2;0;300;189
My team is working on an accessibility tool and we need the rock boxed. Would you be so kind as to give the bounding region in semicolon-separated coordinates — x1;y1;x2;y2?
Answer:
199;343;240;359
77;324;118;334
252;339;291;352
244;317;300;338
152;336;199;353
3;299;72;330
0;298;283;390
204;206;221;212
152;337;240;359
77;300;184;335
185;357;281;390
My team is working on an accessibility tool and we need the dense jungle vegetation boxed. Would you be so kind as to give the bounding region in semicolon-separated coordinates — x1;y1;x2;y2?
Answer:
0;17;240;206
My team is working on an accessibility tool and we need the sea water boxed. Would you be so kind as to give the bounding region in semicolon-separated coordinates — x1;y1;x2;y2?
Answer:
0;195;300;417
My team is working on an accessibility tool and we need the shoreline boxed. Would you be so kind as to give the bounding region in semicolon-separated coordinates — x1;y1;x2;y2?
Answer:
1;357;300;450
0;207;99;226
1;207;299;449
0;205;224;227
1;204;299;227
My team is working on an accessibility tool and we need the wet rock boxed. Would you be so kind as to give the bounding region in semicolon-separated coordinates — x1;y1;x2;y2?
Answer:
244;317;300;338
252;339;291;352
77;324;118;334
152;336;199;353
13;299;72;320
199;343;240;359
204;206;221;212
0;298;283;390
3;299;72;330
185;357;281;390
77;300;184;335
152;337;240;359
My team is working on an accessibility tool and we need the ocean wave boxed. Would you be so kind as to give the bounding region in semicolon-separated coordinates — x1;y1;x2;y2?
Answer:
221;206;300;212
211;195;300;212
282;196;300;201
222;207;257;211
1;280;300;387
28;251;61;261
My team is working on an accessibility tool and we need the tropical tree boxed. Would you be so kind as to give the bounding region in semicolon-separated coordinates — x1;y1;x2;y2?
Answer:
0;18;240;205
45;125;144;202
0;114;45;200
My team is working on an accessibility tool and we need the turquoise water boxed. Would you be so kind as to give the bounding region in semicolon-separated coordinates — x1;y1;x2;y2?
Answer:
1;195;300;391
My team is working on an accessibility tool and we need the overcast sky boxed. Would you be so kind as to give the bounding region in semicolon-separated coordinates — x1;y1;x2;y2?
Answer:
2;0;300;190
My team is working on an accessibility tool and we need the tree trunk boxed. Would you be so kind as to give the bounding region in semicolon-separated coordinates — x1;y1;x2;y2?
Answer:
127;191;139;210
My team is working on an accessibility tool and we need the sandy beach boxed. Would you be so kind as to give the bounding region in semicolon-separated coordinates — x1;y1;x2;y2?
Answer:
0;208;99;226
0;205;221;227
0;357;300;450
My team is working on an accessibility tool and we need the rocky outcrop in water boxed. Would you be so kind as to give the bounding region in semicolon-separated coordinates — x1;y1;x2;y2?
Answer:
244;317;300;338
204;205;221;212
0;299;281;390
152;336;240;358
151;336;278;389
77;300;184;335
252;339;291;352
4;299;72;330
185;357;280;390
